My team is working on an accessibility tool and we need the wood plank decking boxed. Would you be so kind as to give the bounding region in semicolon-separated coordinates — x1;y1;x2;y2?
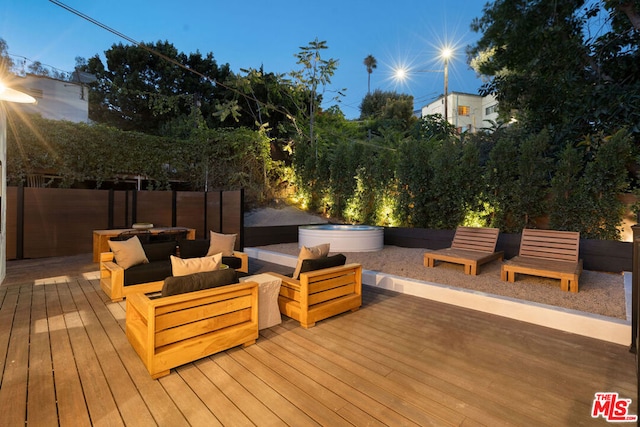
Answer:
0;256;636;426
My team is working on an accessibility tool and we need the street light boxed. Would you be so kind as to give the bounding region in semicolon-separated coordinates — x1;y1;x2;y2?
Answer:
440;47;452;122
393;46;454;122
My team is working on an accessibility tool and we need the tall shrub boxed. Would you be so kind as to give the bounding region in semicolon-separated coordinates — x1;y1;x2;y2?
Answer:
484;129;551;232
549;129;633;239
396;136;477;229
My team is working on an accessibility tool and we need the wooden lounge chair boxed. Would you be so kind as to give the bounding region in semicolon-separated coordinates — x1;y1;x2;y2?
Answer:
126;280;259;379
268;263;362;328
423;226;504;275
501;229;583;292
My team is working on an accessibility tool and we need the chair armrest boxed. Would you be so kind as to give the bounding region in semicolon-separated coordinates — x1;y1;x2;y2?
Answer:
299;263;362;280
232;251;249;273
265;272;301;289
100;251;115;263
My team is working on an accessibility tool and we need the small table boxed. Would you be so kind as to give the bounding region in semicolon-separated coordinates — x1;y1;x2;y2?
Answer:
93;227;196;262
240;273;282;330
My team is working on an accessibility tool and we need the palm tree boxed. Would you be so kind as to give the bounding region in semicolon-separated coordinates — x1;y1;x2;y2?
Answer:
363;54;377;94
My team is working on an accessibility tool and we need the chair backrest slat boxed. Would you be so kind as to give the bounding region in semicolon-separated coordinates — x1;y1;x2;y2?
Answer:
518;229;580;262
450;227;500;253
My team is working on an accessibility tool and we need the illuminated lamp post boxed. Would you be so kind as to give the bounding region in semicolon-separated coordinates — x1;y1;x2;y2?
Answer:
441;47;452;122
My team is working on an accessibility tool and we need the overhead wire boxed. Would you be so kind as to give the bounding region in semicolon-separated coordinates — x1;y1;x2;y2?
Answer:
48;0;296;120
47;0;403;154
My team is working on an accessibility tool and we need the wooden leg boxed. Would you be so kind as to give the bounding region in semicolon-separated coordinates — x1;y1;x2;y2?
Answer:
424;255;434;268
500;267;507;281
468;264;477;275
569;277;579;293
560;278;569;292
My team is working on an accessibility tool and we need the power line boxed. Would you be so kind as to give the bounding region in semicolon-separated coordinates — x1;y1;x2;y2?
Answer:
48;0;216;86
48;0;298;121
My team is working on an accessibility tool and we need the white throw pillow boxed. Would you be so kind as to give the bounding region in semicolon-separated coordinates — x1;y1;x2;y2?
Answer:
292;243;330;279
170;253;222;277
206;231;237;257
108;236;148;270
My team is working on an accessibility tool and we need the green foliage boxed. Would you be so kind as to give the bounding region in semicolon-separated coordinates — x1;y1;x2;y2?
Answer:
484;128;552;232
468;0;640;146
396;135;479;229
83;41;231;134
5;113;276;204
549;129;633;239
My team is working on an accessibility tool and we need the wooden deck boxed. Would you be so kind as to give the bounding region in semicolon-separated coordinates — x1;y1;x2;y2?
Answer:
0;255;636;426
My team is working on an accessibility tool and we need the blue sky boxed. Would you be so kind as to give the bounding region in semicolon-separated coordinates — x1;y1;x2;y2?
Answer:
2;0;489;119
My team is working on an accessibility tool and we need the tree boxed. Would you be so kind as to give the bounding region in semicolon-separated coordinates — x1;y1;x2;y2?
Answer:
363;54;377;94
359;89;417;133
0;38;14;79
82;41;231;134
468;0;640;147
290;38;340;160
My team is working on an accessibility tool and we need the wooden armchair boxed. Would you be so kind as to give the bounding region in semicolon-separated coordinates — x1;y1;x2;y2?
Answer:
126;281;259;379
268;263;362;328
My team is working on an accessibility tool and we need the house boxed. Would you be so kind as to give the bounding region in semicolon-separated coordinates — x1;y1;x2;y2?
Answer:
421;92;499;134
11;74;89;123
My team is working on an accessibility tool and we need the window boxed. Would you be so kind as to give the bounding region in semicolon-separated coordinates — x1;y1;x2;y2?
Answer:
458;105;470;116
485;104;498;115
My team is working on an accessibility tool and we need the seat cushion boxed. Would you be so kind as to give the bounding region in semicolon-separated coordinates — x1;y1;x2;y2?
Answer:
222;255;242;270
177;239;210;258
299;254;347;275
142;241;178;262
161;268;238;297
123;260;172;286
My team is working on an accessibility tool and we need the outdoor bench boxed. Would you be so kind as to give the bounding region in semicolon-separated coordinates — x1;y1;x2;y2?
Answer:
501;228;583;292
423;226;504;275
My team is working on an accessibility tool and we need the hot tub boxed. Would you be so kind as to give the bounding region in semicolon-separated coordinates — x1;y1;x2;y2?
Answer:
298;224;384;252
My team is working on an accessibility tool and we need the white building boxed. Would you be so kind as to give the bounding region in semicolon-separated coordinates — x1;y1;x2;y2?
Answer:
11;74;89;123
421;92;499;134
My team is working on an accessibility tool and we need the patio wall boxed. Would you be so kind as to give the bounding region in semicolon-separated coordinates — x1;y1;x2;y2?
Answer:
244;225;632;273
5;186;244;260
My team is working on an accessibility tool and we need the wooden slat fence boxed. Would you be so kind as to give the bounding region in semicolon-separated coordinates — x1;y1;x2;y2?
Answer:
5;187;244;260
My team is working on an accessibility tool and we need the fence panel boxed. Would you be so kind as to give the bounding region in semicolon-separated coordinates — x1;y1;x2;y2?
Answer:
6;187;244;260
22;188;109;258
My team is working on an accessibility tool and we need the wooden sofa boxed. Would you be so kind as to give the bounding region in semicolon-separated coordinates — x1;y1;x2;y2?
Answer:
501;228;583;292
423;226;504;275
100;249;249;302
268;263;362;328
126;281;259;379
